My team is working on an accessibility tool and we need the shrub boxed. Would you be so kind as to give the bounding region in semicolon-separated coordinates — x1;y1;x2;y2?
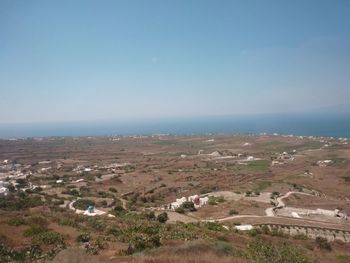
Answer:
27;216;48;227
293;234;308;240
86;217;105;231
0;193;43;211
208;196;225;205
109;187;118;193
175;207;185;214
23;225;47;237
217;196;225;203
157;212;168;223
181;201;196;212
145;211;156;220
68;189;80;196
59;218;79;228
248;228;262;237
76;233;91;243
99;200;108;207
0;244;42;262
125;234;161;254
315;237;332;251
213;241;239;256
112;205;126;216
73;199;95;210
200;186;217;194
246;239;309;263
98;191;108;198
32;187;43;193
204;222;224;232
271;191;280;199
229;209;238;215
34;231;64;245
6;217;26;226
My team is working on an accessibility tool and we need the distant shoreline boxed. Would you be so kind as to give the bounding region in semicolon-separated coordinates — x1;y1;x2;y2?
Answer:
0;114;349;139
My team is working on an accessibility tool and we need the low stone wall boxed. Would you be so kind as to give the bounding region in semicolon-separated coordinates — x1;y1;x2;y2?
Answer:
256;224;350;243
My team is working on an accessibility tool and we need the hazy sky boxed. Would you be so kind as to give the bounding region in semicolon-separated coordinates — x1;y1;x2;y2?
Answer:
1;0;350;123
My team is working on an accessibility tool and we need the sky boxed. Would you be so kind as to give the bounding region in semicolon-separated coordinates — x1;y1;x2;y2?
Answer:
0;0;350;124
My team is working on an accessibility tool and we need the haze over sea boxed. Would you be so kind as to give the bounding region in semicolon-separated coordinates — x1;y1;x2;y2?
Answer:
0;113;349;139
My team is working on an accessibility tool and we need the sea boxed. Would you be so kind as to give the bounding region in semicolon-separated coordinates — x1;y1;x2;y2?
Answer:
0;113;349;139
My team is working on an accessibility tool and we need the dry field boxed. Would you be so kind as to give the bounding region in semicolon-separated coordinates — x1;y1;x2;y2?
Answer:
0;134;350;262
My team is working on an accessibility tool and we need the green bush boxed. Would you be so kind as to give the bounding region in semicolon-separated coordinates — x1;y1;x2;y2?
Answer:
0;193;43;211
59;218;79;228
246;239;309;263
34;231;64;245
229;209;238;215
180;201;197;212
213;241;239;256
315;237;332;251
217;196;225;203
293;234;308;240
208;196;225;205
200;186;217;194
112;205;126;216
73;199;95;210
109;187;118;193
0;244;42;262
76;233;91;243
175;207;185;214
145;211;156;220
204;222;224;232
23;225;47;237
86;217;105;231
271;192;280;199
6;217;26;226
157;212;168;223
27;216;48;227
98;191;108;198
125;234;161;254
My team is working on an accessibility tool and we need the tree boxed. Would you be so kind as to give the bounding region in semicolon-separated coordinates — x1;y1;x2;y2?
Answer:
157;212;168;223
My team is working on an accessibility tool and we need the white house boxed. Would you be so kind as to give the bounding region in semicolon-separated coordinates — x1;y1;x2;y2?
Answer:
235;224;254;231
0;187;8;197
247;156;255;161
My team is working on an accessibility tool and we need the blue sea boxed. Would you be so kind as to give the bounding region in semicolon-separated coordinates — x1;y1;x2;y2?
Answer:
0;113;349;139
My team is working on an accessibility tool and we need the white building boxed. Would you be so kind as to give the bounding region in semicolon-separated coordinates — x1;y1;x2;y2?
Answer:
235;224;253;231
0;187;9;197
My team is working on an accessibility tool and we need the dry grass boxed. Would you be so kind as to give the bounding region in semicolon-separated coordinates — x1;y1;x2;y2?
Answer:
129;253;246;263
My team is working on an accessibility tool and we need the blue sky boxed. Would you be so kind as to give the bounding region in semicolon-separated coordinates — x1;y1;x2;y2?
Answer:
0;0;350;123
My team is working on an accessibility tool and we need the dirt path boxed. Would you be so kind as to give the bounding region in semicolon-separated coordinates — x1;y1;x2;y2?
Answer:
264;191;312;216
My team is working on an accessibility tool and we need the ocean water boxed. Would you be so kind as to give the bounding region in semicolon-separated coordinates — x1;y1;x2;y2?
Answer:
0;113;349;138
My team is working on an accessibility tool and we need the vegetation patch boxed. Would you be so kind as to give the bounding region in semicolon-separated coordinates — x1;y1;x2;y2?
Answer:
208;196;225;205
246;160;270;173
254;180;272;192
0;243;42;262
246;238;309;263
0;193;43;211
34;231;65;245
6;217;26;226
342;176;350;182
73;199;95;210
315;236;332;251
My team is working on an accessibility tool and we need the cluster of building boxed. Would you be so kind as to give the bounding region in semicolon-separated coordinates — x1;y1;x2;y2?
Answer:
168;194;209;210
